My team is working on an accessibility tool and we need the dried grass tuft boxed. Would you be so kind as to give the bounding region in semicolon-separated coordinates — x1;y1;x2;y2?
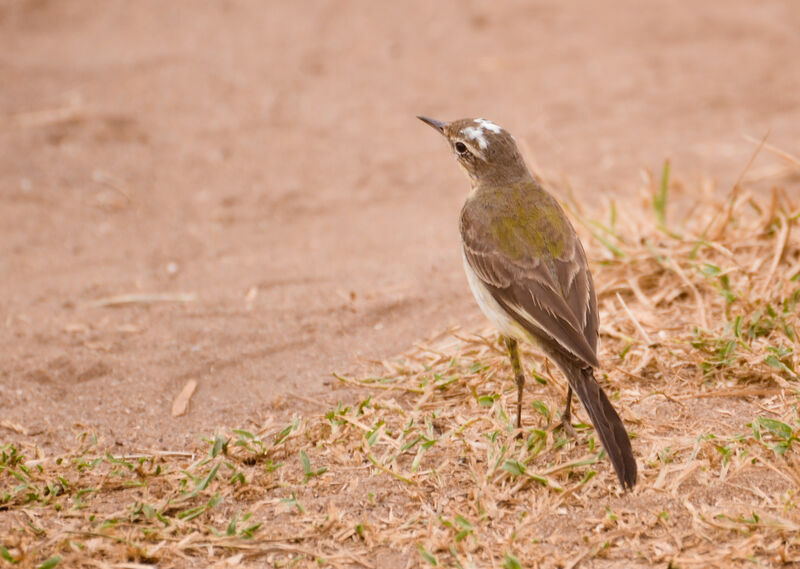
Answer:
2;167;800;568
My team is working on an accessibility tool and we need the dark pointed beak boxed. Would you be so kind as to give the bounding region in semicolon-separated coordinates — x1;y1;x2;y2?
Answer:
417;115;446;134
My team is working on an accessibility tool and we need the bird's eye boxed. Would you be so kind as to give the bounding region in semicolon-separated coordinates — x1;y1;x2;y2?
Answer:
454;141;468;155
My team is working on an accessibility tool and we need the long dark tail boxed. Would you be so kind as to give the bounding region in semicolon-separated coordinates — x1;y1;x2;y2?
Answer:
567;365;637;489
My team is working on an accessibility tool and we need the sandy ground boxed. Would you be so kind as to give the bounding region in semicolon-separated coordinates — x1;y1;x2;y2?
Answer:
1;0;799;452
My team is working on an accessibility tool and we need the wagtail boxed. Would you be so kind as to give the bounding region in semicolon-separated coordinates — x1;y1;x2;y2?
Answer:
418;116;637;489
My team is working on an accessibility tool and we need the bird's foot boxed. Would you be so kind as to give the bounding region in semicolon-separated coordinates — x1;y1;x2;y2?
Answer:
557;419;578;440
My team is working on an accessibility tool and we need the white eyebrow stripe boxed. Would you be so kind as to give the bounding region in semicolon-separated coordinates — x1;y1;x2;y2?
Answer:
475;118;501;133
462;125;488;149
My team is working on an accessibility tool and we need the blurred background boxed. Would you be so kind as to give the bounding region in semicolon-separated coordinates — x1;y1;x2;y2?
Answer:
1;0;798;450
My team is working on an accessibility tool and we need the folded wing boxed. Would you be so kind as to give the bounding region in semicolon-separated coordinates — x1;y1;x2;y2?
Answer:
460;185;599;368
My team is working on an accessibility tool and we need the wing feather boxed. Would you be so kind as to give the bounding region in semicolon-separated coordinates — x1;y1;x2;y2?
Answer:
461;183;599;368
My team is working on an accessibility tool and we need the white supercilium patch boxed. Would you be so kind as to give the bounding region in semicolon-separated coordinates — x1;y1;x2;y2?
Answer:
475;118;502;133
462;126;488;149
461;118;503;150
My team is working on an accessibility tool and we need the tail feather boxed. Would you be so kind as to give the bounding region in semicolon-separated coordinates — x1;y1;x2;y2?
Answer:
568;366;637;489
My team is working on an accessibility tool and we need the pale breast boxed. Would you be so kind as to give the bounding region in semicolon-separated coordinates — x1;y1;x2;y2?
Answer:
461;249;533;344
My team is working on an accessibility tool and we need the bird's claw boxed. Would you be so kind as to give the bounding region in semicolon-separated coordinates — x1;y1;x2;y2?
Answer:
557;419;578;439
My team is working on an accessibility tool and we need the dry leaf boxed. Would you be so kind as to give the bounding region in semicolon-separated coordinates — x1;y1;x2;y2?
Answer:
171;379;198;417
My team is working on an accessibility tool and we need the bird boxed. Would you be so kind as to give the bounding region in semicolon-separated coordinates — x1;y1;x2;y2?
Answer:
418;116;637;490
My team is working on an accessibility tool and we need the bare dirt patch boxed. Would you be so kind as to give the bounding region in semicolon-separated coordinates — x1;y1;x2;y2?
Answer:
2;1;800;453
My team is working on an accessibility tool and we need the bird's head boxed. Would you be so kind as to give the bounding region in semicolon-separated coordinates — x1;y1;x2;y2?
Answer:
418;116;531;186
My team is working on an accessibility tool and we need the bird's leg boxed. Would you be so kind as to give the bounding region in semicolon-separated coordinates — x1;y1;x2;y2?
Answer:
558;385;578;439
504;336;525;430
562;386;573;422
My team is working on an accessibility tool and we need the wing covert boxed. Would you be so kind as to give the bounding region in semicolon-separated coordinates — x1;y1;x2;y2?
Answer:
460;184;599;367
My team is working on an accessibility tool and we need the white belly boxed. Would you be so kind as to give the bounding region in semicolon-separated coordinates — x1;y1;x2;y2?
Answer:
462;251;532;343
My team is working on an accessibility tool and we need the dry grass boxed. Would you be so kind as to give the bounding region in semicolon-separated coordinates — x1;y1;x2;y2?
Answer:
2;164;800;568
